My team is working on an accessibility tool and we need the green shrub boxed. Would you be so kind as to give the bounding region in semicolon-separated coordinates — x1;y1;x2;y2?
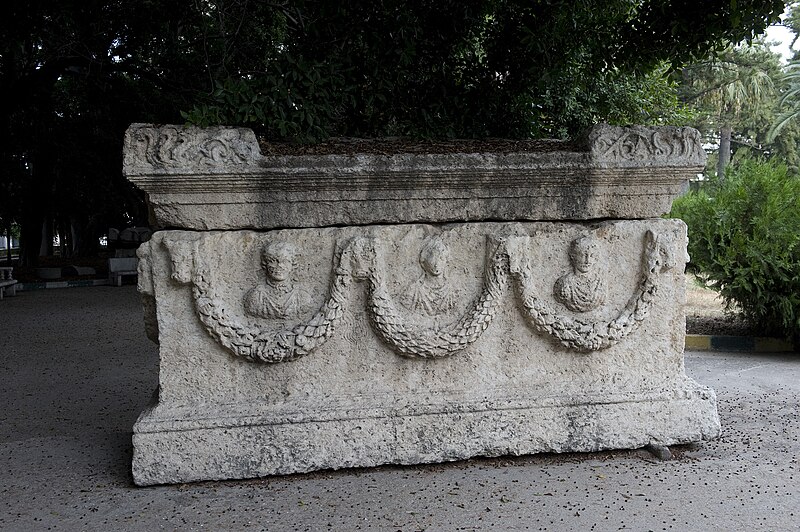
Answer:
671;158;800;339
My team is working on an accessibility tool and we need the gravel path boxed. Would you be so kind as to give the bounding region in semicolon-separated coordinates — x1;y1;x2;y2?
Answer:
1;286;798;531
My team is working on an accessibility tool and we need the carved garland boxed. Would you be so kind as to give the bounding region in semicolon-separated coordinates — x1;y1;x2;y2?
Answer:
341;236;508;359
507;230;675;351
164;237;347;363
162;229;677;363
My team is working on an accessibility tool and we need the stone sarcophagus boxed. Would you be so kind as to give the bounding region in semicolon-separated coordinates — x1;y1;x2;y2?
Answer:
125;123;720;486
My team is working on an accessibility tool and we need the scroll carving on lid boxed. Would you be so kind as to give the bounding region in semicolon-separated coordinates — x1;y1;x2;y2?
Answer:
122;124;708;230
587;124;705;166
123;123;262;175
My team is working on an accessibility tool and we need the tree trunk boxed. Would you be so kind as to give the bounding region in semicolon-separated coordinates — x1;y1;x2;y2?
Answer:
717;125;732;179
20;141;57;265
20;209;43;267
39;217;54;257
5;223;11;264
69;215;95;257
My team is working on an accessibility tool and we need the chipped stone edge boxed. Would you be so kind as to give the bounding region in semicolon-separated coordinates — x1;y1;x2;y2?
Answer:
122;123;707;178
132;384;720;485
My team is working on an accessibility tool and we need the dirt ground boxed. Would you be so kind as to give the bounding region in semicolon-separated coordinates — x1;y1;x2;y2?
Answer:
684;274;761;337
2;286;800;531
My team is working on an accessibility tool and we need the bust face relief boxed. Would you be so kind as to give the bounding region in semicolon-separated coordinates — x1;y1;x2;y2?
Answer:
569;235;599;274
419;239;448;277
261;242;296;282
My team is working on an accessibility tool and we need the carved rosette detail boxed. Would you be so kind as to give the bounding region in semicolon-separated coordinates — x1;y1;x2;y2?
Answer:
507;230;676;352
159;228;678;363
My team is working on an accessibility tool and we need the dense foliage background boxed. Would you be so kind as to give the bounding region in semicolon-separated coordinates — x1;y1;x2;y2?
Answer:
671;159;800;339
179;0;784;140
0;1;787;265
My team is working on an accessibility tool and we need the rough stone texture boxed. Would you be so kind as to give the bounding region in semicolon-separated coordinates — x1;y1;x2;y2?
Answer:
123;124;706;230
132;220;719;485
124;123;717;485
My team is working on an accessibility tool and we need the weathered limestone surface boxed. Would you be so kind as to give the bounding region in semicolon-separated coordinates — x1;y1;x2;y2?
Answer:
123;124;706;230
126;124;719;486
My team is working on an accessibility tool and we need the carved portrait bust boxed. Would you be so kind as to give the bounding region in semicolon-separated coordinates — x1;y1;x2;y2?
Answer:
553;234;607;313
402;237;456;318
244;241;313;320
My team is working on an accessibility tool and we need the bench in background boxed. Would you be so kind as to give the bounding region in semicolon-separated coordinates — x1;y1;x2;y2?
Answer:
108;257;138;287
0;267;18;299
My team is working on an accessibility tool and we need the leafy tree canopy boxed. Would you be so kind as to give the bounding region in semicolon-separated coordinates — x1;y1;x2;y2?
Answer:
679;41;789;175
0;0;786;263
181;0;785;139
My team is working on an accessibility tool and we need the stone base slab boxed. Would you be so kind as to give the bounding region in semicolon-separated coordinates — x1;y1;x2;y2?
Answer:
133;383;719;486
